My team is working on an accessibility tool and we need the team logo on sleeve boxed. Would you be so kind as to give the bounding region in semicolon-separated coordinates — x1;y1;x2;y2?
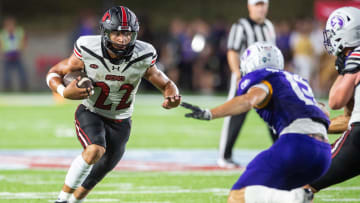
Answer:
240;79;250;90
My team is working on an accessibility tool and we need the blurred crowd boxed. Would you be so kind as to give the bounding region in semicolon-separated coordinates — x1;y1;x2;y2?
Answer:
147;16;337;96
0;14;338;97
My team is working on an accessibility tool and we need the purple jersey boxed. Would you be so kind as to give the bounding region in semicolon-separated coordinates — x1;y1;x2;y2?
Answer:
237;68;329;135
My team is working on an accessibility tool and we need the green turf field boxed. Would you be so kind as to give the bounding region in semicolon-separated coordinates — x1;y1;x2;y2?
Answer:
0;94;359;203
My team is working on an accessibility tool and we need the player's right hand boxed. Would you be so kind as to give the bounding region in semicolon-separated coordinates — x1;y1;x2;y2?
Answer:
63;79;93;100
181;102;212;120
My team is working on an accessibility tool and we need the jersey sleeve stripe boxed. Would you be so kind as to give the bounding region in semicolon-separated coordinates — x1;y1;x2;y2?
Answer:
254;80;273;109
75;43;82;53
74;48;82;58
350;53;360;57
151;59;156;66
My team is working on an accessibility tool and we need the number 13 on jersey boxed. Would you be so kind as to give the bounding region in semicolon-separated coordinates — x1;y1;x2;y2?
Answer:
284;72;317;106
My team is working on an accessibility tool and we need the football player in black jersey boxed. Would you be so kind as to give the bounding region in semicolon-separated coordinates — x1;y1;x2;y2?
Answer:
305;7;360;197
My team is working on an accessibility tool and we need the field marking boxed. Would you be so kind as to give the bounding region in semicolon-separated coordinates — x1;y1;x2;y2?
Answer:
323;186;360;191
320;199;360;202
0;149;259;171
0;188;228;200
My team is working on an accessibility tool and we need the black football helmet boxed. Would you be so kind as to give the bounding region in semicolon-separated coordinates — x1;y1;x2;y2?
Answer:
100;6;139;58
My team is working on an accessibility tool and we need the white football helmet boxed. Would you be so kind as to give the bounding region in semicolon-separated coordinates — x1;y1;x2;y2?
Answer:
324;7;360;56
240;42;284;76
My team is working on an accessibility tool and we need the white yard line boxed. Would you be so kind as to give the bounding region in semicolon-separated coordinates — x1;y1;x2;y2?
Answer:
0;188;228;200
320;199;360;202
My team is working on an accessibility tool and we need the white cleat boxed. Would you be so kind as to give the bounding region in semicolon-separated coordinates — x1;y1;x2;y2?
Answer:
290;188;314;203
54;199;68;203
217;158;240;168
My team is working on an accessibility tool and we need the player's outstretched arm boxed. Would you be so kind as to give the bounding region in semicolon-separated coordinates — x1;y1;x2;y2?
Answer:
46;53;90;100
181;102;212;120
144;65;181;109
182;87;268;120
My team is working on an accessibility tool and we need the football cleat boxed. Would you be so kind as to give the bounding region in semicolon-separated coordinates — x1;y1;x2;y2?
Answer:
303;188;314;203
217;158;241;169
54;199;68;203
290;188;314;203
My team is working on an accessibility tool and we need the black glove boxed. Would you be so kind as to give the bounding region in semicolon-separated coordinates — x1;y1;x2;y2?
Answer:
181;102;212;120
335;53;346;75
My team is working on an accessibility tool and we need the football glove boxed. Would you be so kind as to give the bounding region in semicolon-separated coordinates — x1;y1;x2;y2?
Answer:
335;53;346;75
181;102;212;120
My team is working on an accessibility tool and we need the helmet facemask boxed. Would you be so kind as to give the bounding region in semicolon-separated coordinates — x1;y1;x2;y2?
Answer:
102;28;138;58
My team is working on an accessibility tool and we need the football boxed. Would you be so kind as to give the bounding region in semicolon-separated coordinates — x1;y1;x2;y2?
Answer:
63;71;93;89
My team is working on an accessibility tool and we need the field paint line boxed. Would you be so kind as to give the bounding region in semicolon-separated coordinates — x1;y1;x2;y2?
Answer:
106;170;242;178
0;188;228;200
0;149;259;171
0;192;57;199
320;199;360;202
97;184;182;191
90;188;229;195
73;199;121;202
323;186;360;191
119;202;172;203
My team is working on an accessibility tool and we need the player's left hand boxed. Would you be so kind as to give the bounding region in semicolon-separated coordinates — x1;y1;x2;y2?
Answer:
181;102;212;120
162;95;181;109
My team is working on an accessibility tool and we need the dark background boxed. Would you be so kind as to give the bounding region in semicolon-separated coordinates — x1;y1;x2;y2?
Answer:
0;0;315;31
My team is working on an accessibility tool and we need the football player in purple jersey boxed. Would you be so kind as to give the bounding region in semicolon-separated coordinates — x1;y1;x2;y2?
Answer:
182;42;331;203
46;6;181;203
306;7;360;197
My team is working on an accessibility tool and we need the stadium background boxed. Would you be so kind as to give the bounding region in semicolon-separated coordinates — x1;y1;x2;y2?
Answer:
1;0;353;94
1;0;360;202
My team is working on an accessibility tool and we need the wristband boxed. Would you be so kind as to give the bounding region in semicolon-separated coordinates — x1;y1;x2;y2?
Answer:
57;84;65;97
46;73;61;87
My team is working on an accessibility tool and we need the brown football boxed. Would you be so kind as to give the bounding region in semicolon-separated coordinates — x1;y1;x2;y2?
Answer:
63;71;93;89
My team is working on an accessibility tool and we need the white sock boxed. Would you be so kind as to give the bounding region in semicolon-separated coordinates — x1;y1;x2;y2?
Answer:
57;190;71;201
69;194;85;203
244;185;305;203
64;155;93;189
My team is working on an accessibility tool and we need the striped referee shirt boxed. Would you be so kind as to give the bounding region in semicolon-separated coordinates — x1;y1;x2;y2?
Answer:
227;17;276;56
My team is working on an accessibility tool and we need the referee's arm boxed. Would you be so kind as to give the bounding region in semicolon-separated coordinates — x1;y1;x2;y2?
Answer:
227;22;244;83
227;50;241;82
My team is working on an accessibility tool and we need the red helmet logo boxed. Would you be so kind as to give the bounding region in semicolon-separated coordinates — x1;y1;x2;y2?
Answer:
102;11;110;22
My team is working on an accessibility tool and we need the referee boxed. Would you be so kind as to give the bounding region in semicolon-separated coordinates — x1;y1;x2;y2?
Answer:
218;0;277;168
